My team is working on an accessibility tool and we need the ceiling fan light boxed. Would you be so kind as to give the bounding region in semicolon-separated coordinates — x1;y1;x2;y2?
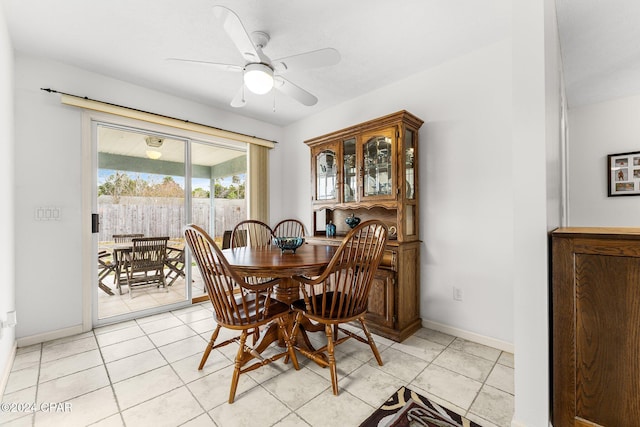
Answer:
146;150;162;160
145;136;164;148
244;63;274;95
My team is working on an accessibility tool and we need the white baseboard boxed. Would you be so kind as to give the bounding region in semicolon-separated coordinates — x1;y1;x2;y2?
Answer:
16;324;85;348
1;341;17;397
421;319;514;354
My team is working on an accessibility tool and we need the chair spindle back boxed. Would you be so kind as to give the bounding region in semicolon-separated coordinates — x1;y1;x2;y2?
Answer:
231;220;275;249
185;224;273;327
273;219;306;238
303;220;388;319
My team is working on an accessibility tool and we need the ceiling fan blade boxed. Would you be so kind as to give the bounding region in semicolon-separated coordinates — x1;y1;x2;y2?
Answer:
213;6;260;63
275;77;318;106
166;58;243;72
230;86;246;108
272;48;341;73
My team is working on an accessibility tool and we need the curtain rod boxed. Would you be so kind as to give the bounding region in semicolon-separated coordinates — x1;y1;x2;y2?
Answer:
40;88;278;145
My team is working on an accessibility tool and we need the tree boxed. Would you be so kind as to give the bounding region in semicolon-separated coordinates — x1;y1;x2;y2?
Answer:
144;176;183;198
99;171;183;201
98;171;141;203
98;171;245;201
214;179;225;198
192;187;210;198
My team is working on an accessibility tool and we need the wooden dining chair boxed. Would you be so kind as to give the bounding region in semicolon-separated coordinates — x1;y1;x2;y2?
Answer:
273;219;306;238
231;220;274;249
231;220;276;285
184;224;299;403
123;236;169;298
290;220;388;395
222;230;233;249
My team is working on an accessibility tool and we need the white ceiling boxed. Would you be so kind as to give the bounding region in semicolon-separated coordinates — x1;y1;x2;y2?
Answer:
556;0;640;108
3;0;510;126
3;0;639;125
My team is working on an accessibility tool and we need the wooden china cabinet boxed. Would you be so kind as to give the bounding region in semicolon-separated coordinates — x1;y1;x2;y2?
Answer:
304;110;423;342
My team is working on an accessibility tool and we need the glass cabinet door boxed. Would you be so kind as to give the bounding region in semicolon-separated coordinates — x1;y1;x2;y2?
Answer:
342;138;356;202
405;129;415;200
402;127;418;239
362;129;395;199
315;148;337;201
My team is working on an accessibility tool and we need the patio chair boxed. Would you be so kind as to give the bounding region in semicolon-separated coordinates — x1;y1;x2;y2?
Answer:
184;224;299;403
112;233;145;294
273;219;306;238
290;220;388;395
164;244;185;286
97;250;115;295
123;236;169;298
113;233;144;243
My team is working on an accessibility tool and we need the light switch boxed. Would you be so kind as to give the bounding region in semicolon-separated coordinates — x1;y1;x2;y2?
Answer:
35;206;61;221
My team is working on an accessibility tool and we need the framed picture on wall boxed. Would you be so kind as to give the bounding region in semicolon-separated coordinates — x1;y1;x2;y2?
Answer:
608;151;640;196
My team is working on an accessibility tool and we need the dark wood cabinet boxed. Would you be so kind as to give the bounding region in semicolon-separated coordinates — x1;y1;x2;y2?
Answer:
367;268;395;329
552;227;640;427
304;111;424;342
305;110;423;243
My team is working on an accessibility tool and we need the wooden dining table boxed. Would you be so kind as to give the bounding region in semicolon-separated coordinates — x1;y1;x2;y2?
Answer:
221;242;338;354
221;243;337;303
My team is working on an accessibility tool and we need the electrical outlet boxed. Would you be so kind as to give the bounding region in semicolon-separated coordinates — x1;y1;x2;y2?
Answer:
453;287;463;301
1;310;16;328
5;310;16;327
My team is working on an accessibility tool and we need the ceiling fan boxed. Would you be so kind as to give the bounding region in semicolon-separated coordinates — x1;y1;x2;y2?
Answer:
169;6;341;108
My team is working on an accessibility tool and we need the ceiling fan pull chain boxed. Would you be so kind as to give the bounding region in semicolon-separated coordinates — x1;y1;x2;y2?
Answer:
273;91;276;112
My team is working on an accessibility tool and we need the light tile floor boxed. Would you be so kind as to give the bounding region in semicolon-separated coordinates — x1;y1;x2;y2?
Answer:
98;274;206;320
1;303;514;427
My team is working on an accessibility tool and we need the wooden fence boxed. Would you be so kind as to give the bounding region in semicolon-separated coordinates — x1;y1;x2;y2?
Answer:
97;196;246;241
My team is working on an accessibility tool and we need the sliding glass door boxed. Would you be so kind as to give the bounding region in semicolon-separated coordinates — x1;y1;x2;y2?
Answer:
189;141;247;301
93;123;247;324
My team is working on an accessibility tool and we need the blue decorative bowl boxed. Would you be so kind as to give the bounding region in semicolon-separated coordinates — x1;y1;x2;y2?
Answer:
273;236;304;253
345;214;361;229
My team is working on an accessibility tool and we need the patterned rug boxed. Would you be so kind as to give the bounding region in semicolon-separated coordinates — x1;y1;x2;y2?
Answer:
359;387;482;427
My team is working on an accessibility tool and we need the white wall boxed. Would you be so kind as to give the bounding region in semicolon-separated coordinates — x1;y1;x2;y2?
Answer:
13;55;282;340
511;0;564;426
568;93;640;226
275;40;515;346
0;3;16;394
